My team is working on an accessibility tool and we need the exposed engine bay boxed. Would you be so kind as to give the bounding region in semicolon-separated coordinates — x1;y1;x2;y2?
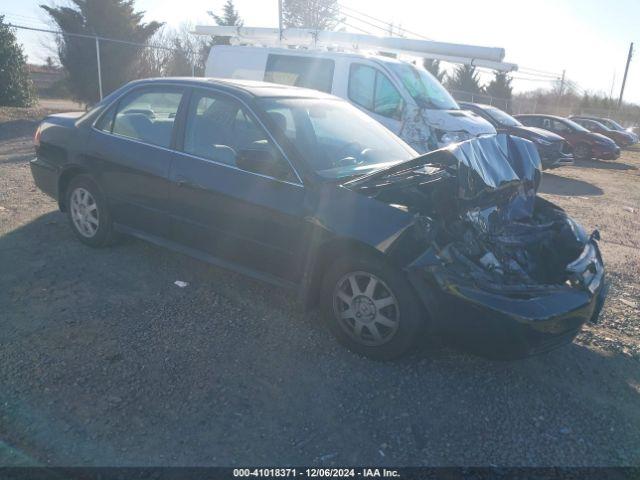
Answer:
346;134;596;292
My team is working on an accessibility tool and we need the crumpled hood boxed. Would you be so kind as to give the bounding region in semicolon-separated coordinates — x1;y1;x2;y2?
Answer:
346;134;542;220
440;109;497;136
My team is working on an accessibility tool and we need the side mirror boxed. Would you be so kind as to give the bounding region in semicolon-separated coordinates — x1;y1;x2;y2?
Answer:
237;148;292;180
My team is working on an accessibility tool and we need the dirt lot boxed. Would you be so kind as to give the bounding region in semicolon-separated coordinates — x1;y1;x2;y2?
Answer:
1;107;639;467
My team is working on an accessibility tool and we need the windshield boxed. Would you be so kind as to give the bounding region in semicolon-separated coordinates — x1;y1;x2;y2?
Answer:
484;106;522;127
386;63;459;110
603;118;625;131
564;118;590;133
257;98;417;179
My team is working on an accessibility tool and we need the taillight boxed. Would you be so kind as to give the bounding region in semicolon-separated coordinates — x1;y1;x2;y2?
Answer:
34;125;42;148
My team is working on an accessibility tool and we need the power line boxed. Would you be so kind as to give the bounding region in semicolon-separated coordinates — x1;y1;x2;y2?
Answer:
337;3;433;40
335;8;395;35
7;23;178;51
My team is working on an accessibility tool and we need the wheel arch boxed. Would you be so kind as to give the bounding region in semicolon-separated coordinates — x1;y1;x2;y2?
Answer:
302;237;393;310
57;165;91;212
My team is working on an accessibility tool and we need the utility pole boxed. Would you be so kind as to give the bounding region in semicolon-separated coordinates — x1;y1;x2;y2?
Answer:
558;69;566;97
618;42;634;108
555;70;565;114
278;0;283;42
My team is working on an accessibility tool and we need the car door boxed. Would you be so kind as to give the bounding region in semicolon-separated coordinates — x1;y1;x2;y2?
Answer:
347;63;404;134
91;86;185;238
168;88;306;283
551;119;578;145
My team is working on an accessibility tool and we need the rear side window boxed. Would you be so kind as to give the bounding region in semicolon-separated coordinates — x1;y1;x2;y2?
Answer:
182;90;296;182
348;64;403;120
264;54;335;93
111;88;183;148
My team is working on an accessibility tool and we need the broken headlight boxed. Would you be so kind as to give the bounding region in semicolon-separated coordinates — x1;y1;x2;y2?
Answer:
437;129;471;146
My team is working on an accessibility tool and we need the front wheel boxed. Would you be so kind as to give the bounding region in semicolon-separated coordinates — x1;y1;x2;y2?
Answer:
574;143;591;160
321;254;428;360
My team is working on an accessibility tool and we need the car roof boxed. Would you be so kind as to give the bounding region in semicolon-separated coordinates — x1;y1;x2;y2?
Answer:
459;101;493;110
515;114;565;120
126;77;338;100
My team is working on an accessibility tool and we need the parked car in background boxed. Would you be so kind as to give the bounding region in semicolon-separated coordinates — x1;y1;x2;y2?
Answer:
205;45;496;153
459;102;573;169
571;115;638;138
515;114;620;160
569;116;637;147
30;78;606;360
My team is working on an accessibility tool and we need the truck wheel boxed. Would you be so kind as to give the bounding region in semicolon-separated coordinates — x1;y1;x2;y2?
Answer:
66;175;117;247
321;254;427;360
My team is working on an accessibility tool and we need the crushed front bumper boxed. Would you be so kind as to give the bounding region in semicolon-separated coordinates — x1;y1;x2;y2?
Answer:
592;144;621;160
407;240;607;358
537;142;574;169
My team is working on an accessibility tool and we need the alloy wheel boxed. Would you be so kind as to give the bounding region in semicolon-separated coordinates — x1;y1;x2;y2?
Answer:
332;271;400;346
70;187;99;238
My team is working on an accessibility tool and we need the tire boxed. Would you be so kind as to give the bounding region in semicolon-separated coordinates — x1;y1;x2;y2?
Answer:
65;174;117;247
320;253;427;360
574;143;591;160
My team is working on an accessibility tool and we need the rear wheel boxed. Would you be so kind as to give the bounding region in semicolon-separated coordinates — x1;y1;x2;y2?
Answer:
321;254;427;360
66;175;117;247
574;143;591;160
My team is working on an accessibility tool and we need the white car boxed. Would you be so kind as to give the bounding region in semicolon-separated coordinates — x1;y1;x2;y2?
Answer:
205;45;496;153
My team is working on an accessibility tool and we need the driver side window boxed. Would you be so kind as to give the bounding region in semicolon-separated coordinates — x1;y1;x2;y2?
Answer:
348;64;403;120
552;120;571;133
182;90;297;182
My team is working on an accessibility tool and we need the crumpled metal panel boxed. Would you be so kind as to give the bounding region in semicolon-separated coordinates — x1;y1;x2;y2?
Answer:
397;105;438;153
450;134;542;222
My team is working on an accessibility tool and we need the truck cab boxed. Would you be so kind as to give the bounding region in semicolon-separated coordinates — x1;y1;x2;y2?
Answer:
205;45;496;153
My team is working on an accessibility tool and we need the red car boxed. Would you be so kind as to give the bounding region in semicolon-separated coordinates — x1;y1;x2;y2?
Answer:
570;117;636;148
515;114;620;160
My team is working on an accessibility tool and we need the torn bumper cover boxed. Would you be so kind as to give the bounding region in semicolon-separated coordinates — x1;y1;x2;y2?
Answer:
407;238;607;358
401;135;607;357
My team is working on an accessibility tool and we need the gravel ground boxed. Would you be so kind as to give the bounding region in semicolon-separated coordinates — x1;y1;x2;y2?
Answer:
1;108;639;467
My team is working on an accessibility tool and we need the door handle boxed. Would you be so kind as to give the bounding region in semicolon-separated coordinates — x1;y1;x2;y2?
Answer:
175;176;189;188
175;176;205;190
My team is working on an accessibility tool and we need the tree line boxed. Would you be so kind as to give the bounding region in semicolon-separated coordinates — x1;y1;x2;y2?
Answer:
423;59;514;101
0;0;637;124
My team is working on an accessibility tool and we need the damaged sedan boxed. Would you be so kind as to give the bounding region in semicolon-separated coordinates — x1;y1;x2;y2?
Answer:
30;78;607;360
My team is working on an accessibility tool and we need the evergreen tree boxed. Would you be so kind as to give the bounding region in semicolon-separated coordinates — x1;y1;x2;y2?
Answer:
209;0;243;27
41;0;162;104
282;0;342;30
0;15;35;107
485;71;513;100
422;58;446;83
165;37;193;76
445;64;482;94
207;0;243;46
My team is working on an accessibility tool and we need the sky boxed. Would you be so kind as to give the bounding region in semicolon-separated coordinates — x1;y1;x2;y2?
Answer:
2;0;639;103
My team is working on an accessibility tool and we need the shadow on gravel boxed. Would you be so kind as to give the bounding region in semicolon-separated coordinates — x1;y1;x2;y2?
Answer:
2;212;640;466
0;152;33;165
0;119;39;141
539;172;604;197
576;158;638;171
